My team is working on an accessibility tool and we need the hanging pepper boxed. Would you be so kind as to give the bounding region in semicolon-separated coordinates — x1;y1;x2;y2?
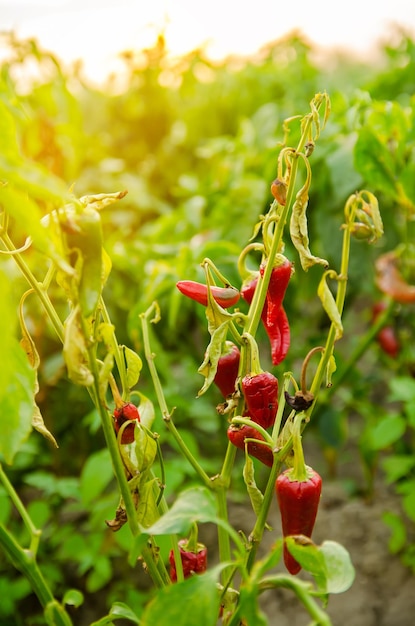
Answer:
259;257;293;328
241;271;291;365
213;342;241;398
176;280;240;308
372;302;400;358
242;371;279;429
275;416;322;574
227;423;274;467
113;402;140;444
276;467;322;574
169;539;208;582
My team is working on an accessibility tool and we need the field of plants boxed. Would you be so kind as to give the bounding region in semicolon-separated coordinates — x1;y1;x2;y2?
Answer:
0;28;415;625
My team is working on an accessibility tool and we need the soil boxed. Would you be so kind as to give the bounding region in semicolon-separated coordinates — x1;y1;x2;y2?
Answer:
222;435;415;626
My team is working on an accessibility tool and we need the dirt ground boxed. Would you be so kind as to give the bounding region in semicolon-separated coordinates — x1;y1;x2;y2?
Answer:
224;438;415;626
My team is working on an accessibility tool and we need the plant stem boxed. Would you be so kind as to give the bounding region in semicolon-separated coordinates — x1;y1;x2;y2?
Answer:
83;324;165;588
0;524;72;625
260;575;332;626
0;464;41;556
0;232;64;342
140;305;212;489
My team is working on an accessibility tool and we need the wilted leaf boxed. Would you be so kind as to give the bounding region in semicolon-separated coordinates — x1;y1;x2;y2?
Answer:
317;270;343;340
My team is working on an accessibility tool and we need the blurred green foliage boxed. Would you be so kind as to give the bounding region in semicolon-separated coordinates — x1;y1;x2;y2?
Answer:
1;27;415;623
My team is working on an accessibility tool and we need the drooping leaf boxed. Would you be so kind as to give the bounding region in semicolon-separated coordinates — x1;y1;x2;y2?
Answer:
289;179;328;271
63;306;94;387
122;345;143;389
317;270;343;340
197;321;229;396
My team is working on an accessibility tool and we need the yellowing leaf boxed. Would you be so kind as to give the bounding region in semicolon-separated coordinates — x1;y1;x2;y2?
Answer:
63;306;94;387
317;271;343;341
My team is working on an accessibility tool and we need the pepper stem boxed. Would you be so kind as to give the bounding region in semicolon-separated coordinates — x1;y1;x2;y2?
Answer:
290;413;308;482
185;522;199;553
242;332;262;376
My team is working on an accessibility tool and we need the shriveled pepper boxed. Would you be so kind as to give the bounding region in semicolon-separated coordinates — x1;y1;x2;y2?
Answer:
241;271;291;366
176;280;240;308
113;402;140;444
169;539;208;582
242;371;279;429
214;341;241;398
227;423;274;467
259;257;293;328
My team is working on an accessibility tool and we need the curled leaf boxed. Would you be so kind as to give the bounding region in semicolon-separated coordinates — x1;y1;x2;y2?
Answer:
317;270;343;341
289;161;328;271
63;306;94;387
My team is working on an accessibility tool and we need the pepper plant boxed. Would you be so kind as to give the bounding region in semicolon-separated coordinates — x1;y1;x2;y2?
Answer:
0;93;383;625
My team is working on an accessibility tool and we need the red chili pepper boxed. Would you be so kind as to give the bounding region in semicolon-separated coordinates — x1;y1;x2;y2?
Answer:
242;372;279;429
176;280;240;308
241;273;291;366
169;539;208;582
372;302;400;358
259;258;293;327
214;342;241;398
275;467;322;575
227;423;274;467
113;402;140;444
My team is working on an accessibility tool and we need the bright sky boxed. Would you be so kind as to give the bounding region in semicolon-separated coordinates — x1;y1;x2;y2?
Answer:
2;0;415;81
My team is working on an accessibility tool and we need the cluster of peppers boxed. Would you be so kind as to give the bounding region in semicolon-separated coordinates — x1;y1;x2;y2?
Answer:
174;252;322;577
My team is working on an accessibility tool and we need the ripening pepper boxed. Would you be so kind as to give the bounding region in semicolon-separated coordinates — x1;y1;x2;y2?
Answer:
113;402;140;444
227;423;274;467
214;342;241;398
242;371;279;429
176;280;240;308
275;466;322;575
169;539;208;582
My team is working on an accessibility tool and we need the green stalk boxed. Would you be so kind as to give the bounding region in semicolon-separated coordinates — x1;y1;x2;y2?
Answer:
140;305;212;489
259;575;332;626
99;297;129;400
0;525;72;625
83;328;165;588
307;207;352;404
0;232;64;342
0;464;41;556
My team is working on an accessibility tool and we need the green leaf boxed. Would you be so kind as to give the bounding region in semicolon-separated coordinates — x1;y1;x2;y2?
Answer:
317;270;343;340
136;392;155;429
80;448;114;505
140;565;223;626
402;490;415;522
142;486;217;535
369;415;406;450
0;338;36;464
382;511;407;554
243;454;270;529
136;477;160;529
381;455;415;484
63;589;84;608
388;377;415;403
122;345;143;389
285;537;327;592
319;540;355;594
133;426;157;473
